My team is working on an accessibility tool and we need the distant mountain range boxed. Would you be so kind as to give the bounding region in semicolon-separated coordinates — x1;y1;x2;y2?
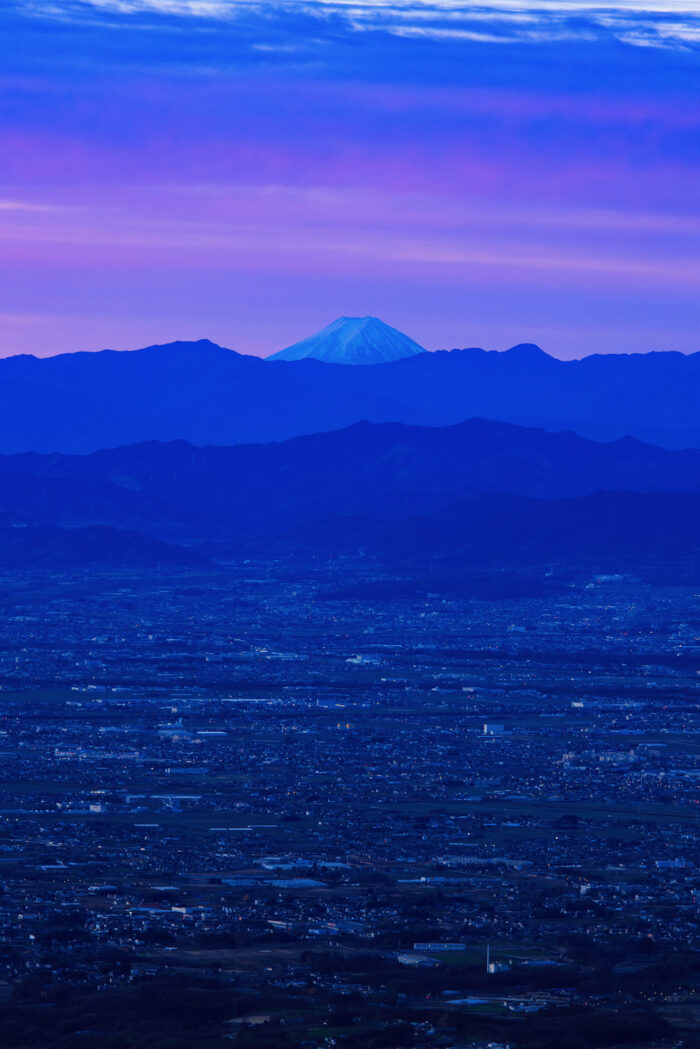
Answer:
2;332;700;454
267;316;426;364
2;417;700;574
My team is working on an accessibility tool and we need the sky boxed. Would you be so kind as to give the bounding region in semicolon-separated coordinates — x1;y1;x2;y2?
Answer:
0;0;698;360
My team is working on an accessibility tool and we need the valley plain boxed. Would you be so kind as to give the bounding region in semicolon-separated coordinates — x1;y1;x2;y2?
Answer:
0;563;696;1049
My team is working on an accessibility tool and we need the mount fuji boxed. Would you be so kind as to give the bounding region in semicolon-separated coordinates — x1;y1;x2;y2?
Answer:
266;316;427;365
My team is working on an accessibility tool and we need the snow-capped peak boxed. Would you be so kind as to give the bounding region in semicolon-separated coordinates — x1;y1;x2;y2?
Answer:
267;316;427;365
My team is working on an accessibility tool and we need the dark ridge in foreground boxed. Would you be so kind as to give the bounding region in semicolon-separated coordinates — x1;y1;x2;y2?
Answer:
0;519;204;569
2;417;700;539
266;489;700;580
1;417;700;575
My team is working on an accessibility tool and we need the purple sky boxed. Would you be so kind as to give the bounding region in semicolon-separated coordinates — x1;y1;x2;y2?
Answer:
1;0;698;360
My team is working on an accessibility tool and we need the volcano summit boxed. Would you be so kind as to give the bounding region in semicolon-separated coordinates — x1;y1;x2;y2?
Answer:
266;316;427;366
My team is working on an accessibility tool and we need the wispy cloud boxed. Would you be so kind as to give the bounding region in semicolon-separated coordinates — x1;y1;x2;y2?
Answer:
0;199;68;213
13;0;700;50
2;0;698;358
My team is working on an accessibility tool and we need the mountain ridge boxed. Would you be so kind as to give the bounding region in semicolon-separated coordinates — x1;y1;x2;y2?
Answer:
1;336;700;453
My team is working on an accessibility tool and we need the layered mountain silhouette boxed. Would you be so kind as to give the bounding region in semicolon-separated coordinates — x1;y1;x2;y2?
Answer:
3;321;700;573
267;316;426;365
2;334;700;453
2;417;700;573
